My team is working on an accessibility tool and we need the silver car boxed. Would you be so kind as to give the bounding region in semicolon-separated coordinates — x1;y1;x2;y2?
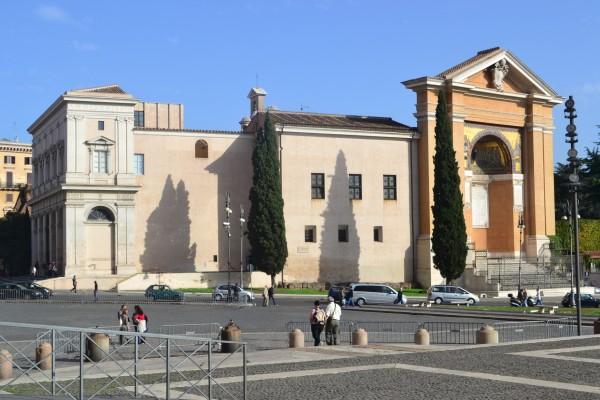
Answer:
427;285;479;305
350;283;407;306
212;284;255;302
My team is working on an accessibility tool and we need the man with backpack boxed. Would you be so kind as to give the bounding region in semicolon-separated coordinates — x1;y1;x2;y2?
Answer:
325;296;342;345
310;300;326;346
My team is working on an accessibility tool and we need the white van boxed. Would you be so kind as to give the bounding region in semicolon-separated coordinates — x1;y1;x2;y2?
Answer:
427;285;479;305
350;283;407;306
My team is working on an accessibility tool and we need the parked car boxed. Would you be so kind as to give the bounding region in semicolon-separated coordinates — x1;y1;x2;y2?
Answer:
0;283;43;300
561;292;600;308
150;286;184;301
349;283;407;306
427;285;480;305
327;286;345;303
17;282;53;299
145;284;173;298
212;284;255;302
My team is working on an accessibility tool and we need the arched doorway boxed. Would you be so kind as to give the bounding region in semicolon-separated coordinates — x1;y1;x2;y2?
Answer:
85;206;116;275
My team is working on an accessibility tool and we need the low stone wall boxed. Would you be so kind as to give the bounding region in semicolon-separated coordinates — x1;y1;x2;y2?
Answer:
116;271;278;291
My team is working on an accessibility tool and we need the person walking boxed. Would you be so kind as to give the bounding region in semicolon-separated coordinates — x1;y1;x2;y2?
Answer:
93;281;99;301
117;305;130;345
132;305;148;344
344;287;354;307
522;288;529;307
535;287;543;306
310;300;326;346
325;296;341;345
268;286;276;306
394;287;404;305
31;264;37;279
262;285;269;307
70;275;77;293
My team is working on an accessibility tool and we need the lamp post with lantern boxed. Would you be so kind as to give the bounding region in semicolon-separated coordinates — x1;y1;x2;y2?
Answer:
564;96;582;335
240;205;246;289
517;212;525;291
223;192;232;301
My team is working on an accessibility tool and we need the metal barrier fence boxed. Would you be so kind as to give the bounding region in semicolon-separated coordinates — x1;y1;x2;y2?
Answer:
286;318;579;345
0;290;256;306
0;321;247;400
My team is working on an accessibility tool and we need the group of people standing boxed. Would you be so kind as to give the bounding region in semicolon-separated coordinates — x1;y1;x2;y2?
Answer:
262;285;277;306
30;261;58;278
509;287;543;307
117;304;149;344
309;296;342;346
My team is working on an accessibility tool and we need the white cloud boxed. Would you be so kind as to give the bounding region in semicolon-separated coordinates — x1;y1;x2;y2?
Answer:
72;40;97;51
35;5;69;23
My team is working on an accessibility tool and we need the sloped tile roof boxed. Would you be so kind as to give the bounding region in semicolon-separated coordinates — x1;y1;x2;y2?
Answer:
265;110;414;132
70;84;128;94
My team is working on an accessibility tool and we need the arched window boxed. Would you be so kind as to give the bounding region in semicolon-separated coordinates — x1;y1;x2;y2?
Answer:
195;139;208;158
471;136;512;175
87;207;114;222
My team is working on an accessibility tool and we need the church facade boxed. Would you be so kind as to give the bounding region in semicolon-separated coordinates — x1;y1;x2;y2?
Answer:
28;48;561;288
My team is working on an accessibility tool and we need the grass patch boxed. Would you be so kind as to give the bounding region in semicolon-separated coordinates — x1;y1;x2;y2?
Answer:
466;305;600;316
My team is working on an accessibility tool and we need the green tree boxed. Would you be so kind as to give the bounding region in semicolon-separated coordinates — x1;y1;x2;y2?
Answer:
247;114;288;287
431;90;468;283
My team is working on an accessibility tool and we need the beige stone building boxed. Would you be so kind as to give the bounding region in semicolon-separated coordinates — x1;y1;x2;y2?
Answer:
0;140;32;216
28;48;561;288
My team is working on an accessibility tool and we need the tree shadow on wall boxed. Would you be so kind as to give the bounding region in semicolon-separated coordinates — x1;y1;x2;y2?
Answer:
140;175;197;272
318;151;360;284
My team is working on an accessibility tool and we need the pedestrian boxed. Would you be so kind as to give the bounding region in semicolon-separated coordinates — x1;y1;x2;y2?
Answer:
93;281;99;301
522;288;529;307
344;287;353;307
71;275;77;293
34;261;40;277
117;305;130;345
310;300;326;346
535;287;543;306
394;287;404;305
31;264;37;279
262;285;269;307
132;305;148;344
325;296;341;345
268;285;276;306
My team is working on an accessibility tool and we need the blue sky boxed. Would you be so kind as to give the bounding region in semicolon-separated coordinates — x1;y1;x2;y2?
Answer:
1;1;599;164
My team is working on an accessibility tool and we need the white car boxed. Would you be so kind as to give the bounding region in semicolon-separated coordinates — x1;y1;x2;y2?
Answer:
427;285;480;305
212;284;255;302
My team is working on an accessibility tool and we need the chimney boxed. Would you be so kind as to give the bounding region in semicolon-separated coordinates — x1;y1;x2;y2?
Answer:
247;87;267;116
239;116;251;131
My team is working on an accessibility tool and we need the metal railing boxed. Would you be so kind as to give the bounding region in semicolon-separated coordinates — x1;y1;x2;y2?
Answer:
286;321;355;344
0;321;247;400
0;290;255;306
473;256;573;289
287;319;579;345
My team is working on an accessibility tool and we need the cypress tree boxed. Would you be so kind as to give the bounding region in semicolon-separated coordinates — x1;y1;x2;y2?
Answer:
431;90;467;283
247;114;288;287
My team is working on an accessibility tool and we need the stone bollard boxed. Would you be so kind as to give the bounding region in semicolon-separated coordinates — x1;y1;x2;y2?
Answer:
35;342;53;370
221;320;242;353
0;350;12;380
86;333;110;362
476;325;498;345
414;328;429;345
352;328;368;346
289;329;304;348
594;318;600;335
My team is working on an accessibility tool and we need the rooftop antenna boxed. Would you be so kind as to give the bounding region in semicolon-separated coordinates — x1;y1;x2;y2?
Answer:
255;73;259;88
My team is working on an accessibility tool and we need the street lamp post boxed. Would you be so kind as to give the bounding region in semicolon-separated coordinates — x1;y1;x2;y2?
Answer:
240;205;245;289
564;96;582;335
517;212;525;291
223;192;232;301
562;203;575;301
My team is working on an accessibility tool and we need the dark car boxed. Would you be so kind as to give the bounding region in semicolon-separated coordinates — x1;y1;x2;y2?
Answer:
145;284;172;298
150;286;183;302
327;286;344;303
17;282;53;299
0;283;43;300
561;292;600;308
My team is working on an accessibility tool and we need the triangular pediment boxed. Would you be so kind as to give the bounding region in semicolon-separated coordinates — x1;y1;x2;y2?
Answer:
438;48;558;97
85;136;115;146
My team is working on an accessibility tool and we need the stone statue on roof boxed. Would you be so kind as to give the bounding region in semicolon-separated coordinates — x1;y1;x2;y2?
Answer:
492;59;509;91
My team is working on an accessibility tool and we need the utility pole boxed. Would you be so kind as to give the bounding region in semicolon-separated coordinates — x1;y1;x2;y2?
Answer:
240;205;246;289
517;212;525;291
564;96;582;335
223;192;232;301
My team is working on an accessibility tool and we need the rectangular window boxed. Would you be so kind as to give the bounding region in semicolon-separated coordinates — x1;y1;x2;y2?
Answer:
134;111;145;127
92;151;108;173
24;157;31;165
349;174;362;200
374;226;383;242
4;156;15;164
98;121;105;131
134;153;145;175
6;171;13;187
6;193;13;203
383;175;397;200
311;173;325;199
304;225;316;243
27;173;32;184
338;225;348;242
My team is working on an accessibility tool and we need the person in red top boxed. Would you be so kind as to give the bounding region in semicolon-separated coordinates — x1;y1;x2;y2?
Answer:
132;305;148;344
